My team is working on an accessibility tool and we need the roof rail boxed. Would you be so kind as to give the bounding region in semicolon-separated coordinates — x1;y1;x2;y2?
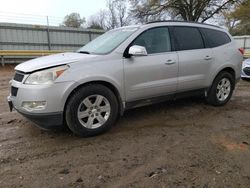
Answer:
146;20;222;29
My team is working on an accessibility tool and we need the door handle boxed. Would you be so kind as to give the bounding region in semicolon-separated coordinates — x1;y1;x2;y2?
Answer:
165;59;176;65
204;56;212;61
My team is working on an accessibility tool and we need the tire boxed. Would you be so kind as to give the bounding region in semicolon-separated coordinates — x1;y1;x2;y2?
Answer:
206;71;235;106
65;84;119;137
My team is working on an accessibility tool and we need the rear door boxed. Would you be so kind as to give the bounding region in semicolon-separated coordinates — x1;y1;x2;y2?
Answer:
124;27;178;102
172;26;213;92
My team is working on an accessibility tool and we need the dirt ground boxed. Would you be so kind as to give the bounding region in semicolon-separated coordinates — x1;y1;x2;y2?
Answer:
0;66;250;188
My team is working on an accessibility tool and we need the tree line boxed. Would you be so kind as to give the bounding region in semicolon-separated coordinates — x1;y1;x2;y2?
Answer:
62;0;250;35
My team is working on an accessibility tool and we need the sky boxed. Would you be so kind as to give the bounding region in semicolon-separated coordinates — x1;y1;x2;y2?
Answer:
0;0;107;25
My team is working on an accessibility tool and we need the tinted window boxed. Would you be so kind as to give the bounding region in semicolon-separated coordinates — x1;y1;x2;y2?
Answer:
173;27;204;51
201;28;231;48
132;27;171;54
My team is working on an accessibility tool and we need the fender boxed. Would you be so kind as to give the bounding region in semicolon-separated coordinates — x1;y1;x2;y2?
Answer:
209;63;237;87
60;75;125;115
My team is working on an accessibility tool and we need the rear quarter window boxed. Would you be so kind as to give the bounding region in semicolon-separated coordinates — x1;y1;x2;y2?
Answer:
201;28;231;48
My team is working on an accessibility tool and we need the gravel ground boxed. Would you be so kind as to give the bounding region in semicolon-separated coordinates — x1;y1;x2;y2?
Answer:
0;66;250;188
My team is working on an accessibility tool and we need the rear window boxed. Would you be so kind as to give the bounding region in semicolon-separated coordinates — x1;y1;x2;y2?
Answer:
201;28;231;48
173;27;204;51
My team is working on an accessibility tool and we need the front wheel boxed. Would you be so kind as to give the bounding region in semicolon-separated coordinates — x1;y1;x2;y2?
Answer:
206;72;235;106
65;84;119;137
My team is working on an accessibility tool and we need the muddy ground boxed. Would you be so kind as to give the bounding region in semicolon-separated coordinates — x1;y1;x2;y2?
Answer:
0;66;250;188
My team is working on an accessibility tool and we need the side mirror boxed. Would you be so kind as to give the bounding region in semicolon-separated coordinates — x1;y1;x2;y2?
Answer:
128;45;148;56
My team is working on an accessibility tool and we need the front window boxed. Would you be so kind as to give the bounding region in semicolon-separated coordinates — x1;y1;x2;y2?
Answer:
77;27;139;55
132;27;171;54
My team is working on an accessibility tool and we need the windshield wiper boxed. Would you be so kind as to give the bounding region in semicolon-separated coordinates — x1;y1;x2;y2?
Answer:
78;51;90;54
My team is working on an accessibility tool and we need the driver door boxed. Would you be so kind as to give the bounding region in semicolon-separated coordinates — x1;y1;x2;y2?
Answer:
123;27;178;102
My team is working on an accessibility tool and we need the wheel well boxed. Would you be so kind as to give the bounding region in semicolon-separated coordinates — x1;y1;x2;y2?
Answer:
220;67;235;79
217;67;236;88
64;81;124;118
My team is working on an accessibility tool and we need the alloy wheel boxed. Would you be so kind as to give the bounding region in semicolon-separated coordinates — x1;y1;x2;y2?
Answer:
216;78;231;102
77;95;111;129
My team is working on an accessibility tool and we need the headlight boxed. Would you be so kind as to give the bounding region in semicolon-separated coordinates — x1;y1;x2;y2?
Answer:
25;65;69;85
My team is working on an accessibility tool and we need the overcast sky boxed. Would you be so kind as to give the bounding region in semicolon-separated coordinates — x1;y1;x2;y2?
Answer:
0;0;107;25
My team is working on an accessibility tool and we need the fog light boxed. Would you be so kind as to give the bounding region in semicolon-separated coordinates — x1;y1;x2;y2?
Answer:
21;101;46;111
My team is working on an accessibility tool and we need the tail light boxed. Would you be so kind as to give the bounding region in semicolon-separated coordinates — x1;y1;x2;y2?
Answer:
239;48;245;55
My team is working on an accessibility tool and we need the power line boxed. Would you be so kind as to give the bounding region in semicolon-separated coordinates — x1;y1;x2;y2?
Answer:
0;12;64;26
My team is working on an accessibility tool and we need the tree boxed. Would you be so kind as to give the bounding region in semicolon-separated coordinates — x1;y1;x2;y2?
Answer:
88;21;105;30
220;11;238;34
106;0;130;29
115;0;129;27
87;0;130;30
63;13;85;28
129;0;240;23
87;10;107;30
231;0;250;35
107;0;118;29
221;0;250;35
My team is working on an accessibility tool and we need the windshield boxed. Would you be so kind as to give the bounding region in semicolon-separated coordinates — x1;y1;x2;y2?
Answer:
77;27;139;55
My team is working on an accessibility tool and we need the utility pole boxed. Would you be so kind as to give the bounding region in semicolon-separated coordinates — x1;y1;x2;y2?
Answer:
46;16;51;50
46;16;50;26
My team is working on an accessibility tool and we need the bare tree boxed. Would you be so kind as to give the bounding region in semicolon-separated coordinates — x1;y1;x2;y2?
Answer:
106;0;130;29
114;0;130;27
63;13;85;28
107;0;118;29
88;10;107;30
87;0;130;30
129;0;241;23
220;11;238;33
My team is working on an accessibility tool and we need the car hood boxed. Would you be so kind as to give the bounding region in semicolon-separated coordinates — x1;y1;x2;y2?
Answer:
15;52;100;73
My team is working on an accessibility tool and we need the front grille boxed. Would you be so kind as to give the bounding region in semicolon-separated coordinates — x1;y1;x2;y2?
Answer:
243;67;250;76
13;72;24;82
11;87;18;97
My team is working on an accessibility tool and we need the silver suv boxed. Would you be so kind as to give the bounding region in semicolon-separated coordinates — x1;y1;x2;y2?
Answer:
8;21;243;137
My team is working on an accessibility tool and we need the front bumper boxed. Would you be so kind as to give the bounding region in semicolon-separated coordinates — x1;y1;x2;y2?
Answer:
241;61;250;78
241;67;250;78
8;79;76;129
18;109;63;129
8;96;64;129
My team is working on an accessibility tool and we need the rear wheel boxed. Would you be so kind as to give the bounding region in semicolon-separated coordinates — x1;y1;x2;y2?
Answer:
206;71;234;106
65;84;118;137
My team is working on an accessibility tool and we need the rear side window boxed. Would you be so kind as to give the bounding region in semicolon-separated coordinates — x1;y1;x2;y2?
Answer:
132;27;171;54
173;27;204;51
201;28;231;48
